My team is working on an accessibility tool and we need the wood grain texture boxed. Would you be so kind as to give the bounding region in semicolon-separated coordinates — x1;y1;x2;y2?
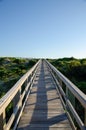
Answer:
17;61;73;130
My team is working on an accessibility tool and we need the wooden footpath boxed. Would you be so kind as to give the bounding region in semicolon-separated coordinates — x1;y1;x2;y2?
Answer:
17;61;73;130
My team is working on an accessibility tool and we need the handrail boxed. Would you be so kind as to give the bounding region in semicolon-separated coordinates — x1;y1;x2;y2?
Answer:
0;60;40;130
45;59;86;130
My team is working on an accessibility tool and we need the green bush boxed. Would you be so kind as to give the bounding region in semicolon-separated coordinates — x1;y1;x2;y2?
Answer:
48;57;86;93
0;57;38;98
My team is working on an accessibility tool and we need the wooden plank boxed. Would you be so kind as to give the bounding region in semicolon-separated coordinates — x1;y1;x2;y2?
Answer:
18;122;71;127
18;128;72;130
17;61;73;130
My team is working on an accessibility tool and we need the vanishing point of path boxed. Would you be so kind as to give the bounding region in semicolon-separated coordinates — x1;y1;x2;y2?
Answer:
17;60;72;130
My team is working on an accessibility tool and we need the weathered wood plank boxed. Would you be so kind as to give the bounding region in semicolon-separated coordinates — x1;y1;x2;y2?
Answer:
22;127;71;130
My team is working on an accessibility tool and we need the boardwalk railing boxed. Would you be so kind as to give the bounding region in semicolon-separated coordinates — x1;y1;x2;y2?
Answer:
45;60;86;130
0;60;40;130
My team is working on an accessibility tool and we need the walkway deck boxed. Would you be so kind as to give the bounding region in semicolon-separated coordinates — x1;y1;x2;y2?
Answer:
17;61;72;130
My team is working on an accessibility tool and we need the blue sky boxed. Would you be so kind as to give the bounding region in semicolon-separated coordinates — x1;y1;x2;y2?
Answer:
0;0;86;59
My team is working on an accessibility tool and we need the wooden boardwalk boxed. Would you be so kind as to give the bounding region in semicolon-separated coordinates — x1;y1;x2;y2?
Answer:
17;61;72;130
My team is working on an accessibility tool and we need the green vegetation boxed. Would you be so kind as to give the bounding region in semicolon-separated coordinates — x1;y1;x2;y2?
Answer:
0;57;38;98
48;57;86;94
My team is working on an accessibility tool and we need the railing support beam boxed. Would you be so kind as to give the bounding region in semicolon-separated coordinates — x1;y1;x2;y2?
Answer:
84;109;86;126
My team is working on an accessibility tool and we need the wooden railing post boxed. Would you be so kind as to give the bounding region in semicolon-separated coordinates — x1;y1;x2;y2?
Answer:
59;79;62;87
13;89;22;111
25;79;28;88
66;86;68;97
0;111;6;130
84;109;86;126
66;86;69;110
66;86;75;122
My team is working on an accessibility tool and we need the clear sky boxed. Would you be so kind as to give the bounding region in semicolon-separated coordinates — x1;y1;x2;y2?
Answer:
0;0;86;59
